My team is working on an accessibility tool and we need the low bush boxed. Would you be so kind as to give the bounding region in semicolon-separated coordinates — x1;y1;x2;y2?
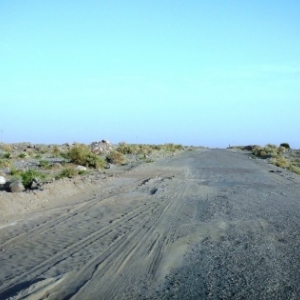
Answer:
0;159;11;168
21;169;47;188
269;156;290;168
85;153;106;169
117;143;138;155
55;167;78;179
252;145;278;158
106;151;125;164
162;143;184;152
0;144;12;152
289;165;300;175
253;144;300;176
68;144;105;169
52;146;61;157
2;153;11;159
10;168;23;176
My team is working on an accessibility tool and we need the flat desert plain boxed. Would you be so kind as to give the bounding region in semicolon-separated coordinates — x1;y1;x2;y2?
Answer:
1;148;300;299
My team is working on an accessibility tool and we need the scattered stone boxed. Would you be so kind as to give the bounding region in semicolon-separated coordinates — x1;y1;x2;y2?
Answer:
0;176;6;184
76;165;87;171
10;181;25;193
30;181;39;189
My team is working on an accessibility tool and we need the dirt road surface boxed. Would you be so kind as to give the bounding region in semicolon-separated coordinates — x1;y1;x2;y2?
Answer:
1;149;300;299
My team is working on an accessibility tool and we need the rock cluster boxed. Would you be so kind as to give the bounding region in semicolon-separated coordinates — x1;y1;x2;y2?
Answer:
90;140;113;154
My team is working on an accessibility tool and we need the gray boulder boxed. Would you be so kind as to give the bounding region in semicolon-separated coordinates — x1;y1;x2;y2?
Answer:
10;181;25;193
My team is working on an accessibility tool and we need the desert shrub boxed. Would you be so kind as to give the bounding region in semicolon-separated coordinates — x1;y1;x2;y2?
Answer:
55;167;78;179
52;145;61;156
19;153;27;158
2;153;11;159
145;159;154;163
269;156;290;168
26;149;34;157
21;169;46;188
106;151;125;164
85;153;106;169
0;159;11;168
38;147;49;154
10;168;23;176
277;146;287;155
137;145;153;155
117;143;138;154
78;169;88;175
68;144;105;168
289;165;300;175
280;143;290;149
163;143;184;152
60;151;71;160
68;144;90;165
252;145;278;158
0;144;12;152
153;144;163;151
39;160;51;168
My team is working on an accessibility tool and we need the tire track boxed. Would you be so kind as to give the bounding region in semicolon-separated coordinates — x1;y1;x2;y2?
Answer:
0;176;172;297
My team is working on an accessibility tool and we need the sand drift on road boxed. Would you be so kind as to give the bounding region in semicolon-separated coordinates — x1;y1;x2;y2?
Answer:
1;149;300;299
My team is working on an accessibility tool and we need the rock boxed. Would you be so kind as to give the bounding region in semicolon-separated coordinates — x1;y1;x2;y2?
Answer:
30;181;39;189
10;181;25;193
76;165;87;171
0;176;6;184
90;140;113;154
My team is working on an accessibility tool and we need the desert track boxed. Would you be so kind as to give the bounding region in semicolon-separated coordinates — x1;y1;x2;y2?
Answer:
1;149;300;299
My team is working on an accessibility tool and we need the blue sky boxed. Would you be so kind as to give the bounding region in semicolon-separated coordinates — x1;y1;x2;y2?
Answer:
1;1;299;147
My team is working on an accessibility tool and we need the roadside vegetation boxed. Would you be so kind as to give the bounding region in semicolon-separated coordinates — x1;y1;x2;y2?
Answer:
68;144;106;169
250;143;300;175
0;141;188;192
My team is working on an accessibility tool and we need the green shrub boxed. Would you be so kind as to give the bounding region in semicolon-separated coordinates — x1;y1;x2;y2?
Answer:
60;152;70;160
19;153;27;158
55;167;78;179
39;160;50;168
21;169;46;188
68;144;90;165
106;151;125;164
116;143;138;154
2;153;11;159
68;144;105;168
10;168;22;176
85;153;106;169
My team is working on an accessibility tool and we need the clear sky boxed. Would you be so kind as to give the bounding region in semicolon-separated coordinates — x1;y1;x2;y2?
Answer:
1;1;299;147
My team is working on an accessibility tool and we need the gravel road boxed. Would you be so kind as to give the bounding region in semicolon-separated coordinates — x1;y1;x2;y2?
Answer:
0;149;299;299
